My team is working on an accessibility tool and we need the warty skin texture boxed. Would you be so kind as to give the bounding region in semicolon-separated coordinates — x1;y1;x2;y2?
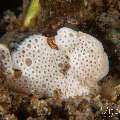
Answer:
0;27;109;99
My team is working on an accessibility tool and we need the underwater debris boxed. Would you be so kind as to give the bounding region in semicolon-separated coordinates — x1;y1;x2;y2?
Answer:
0;114;18;120
23;0;41;29
30;98;51;116
0;27;109;99
0;87;11;115
100;78;116;101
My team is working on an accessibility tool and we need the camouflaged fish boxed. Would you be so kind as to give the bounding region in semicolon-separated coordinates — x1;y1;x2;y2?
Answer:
0;27;109;99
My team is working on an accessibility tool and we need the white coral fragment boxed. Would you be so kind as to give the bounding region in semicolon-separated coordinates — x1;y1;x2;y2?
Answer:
0;27;109;99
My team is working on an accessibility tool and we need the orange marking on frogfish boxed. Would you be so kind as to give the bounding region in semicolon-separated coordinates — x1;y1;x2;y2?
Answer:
47;37;58;50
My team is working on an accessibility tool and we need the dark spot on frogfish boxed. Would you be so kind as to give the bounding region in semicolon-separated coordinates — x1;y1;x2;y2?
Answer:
14;69;22;79
59;62;71;75
25;58;32;66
